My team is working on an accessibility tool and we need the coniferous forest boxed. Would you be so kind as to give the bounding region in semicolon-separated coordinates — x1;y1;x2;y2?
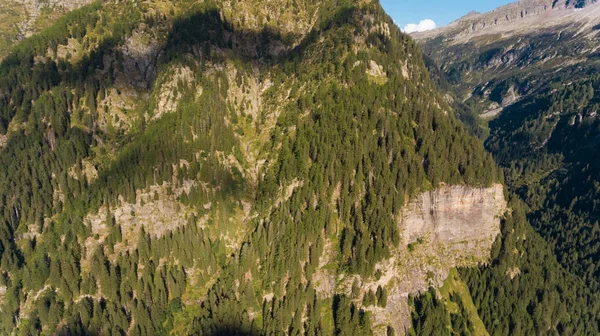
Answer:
0;0;599;335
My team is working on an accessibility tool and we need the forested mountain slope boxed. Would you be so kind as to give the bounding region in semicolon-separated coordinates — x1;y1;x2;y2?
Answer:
410;1;600;334
1;0;599;335
0;0;506;334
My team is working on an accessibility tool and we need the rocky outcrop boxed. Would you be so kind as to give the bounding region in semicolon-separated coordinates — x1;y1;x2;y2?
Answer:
153;65;194;120
82;180;198;268
313;184;507;335
14;0;93;36
15;0;92;11
121;29;164;89
221;0;320;38
400;184;506;256
0;0;93;59
379;184;506;333
413;0;600;43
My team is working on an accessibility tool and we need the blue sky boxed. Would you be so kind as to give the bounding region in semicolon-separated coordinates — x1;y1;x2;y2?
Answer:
380;0;513;32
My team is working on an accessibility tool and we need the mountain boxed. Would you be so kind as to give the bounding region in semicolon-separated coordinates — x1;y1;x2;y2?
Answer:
413;0;600;329
416;0;597;43
0;0;509;334
1;0;599;335
0;0;93;59
414;0;600;116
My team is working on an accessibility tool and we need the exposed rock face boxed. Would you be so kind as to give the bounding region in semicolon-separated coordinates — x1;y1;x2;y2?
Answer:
0;0;93;59
153;65;194;120
401;184;506;255
379;184;506;334
313;184;507;335
121;29;164;89
82;180;198;268
15;0;92;11
413;0;600;43
14;0;93;35
221;0;320;37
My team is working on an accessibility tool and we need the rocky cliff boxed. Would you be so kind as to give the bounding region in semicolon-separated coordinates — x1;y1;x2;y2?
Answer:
413;0;600;43
401;184;505;252
412;4;600;329
13;0;93;36
314;184;507;335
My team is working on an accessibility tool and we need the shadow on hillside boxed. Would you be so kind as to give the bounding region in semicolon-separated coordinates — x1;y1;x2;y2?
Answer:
0;4;362;129
487;93;550;135
159;6;359;67
0;6;370;334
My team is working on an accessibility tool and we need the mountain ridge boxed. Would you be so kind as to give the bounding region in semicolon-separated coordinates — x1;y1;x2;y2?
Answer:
413;0;600;44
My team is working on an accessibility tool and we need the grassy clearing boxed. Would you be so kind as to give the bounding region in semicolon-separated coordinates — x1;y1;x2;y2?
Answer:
439;269;489;336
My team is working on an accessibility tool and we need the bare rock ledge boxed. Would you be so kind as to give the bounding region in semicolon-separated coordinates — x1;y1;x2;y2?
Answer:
313;184;507;335
400;183;506;260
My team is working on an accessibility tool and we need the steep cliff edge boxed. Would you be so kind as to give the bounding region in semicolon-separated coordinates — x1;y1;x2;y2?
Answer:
407;2;600;333
314;184;507;334
401;184;505;254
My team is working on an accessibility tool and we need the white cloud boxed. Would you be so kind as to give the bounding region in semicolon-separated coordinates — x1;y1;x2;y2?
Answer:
402;19;437;34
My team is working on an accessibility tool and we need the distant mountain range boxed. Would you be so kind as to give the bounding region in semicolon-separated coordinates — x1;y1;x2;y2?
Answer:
414;0;600;117
415;0;598;43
